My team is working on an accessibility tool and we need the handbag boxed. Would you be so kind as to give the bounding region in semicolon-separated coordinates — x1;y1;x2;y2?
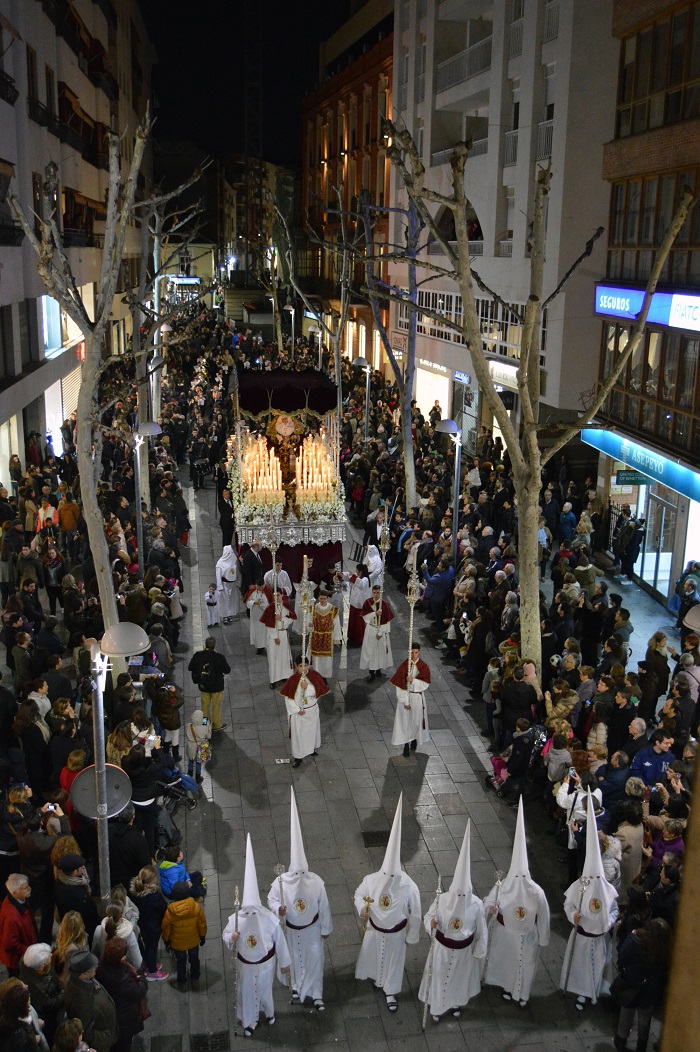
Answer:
191;724;211;764
139;998;152;1021
610;972;644;1007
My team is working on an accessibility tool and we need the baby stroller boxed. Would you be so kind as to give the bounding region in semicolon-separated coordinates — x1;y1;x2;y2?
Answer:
154;804;181;863
157;765;198;813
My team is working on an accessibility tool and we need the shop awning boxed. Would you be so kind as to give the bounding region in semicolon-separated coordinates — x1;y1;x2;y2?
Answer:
580;428;700;504
0;158;16;179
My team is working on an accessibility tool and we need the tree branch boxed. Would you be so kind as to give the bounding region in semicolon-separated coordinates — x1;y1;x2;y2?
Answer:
542;225;605;310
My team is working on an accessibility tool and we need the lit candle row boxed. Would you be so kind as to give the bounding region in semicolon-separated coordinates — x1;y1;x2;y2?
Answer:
295;435;336;494
242;437;283;493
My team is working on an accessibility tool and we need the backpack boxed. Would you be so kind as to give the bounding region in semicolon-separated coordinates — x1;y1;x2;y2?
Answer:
196;656;217;692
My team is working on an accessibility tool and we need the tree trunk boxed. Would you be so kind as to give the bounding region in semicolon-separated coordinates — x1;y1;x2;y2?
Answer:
513;468;543;675
76;337;119;631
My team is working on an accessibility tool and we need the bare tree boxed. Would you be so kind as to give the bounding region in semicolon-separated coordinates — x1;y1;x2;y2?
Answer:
379;122;696;672
8;113;158;628
359;190;420;509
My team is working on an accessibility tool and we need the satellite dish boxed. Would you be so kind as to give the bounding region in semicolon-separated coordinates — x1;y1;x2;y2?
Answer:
683;604;700;633
70;764;133;820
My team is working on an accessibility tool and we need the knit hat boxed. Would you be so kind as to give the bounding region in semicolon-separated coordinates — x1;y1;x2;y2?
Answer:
68;950;98;975
170;881;191;900
23;943;52;969
58;852;86;874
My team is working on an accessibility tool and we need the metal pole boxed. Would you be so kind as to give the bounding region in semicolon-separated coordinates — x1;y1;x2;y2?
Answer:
291;310;295;364
453;434;462;572
134;434;145;583
91;646;111;910
364;366;370;445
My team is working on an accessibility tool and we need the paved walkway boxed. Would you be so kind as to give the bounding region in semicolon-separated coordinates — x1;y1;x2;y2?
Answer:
82;480;679;1051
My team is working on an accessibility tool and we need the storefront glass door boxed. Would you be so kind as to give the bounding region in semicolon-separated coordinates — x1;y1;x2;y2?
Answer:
640;493;677;597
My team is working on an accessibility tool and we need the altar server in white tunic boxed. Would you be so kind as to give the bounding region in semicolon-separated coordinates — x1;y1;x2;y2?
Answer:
359;585;394;680
560;791;619;1010
419;820;487;1022
264;559;292;596
215;545;241;624
222;834;291;1038
260;594;297;687
244;579;272;652
390;645;431;756
279;659;327;768
268;788;333;1009
354;793;421;1013
483;797;550;1007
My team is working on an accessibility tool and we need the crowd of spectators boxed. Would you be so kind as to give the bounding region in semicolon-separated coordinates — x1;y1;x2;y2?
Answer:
0;302;233;1049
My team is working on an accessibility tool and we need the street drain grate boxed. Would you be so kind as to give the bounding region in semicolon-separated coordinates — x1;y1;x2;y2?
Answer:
151;1038;182;1052
362;831;389;848
190;1033;230;1052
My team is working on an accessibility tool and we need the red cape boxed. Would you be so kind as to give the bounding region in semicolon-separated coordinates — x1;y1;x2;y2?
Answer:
279;668;329;700
259;597;297;628
390;658;431;690
360;598;394;625
243;584;274;604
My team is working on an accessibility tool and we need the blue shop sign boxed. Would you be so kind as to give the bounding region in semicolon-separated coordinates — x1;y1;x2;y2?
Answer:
581;428;700;504
454;371;472;384
594;284;700;332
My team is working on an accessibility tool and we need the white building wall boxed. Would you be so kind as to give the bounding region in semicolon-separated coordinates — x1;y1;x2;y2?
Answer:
389;0;617;418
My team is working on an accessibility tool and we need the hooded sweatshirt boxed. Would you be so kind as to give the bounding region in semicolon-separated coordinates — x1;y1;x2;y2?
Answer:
161;896;207;951
158;857;191;896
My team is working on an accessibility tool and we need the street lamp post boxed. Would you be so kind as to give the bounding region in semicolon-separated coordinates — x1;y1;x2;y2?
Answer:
352;356;371;445
283;303;296;363
435;418;463;572
92;623;150;907
133;420;162;581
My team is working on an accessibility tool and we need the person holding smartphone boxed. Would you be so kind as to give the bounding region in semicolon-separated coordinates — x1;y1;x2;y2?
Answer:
185;709;212;784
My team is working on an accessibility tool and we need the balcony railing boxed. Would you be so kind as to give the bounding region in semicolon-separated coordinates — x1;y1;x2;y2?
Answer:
504;129;518;166
0;70;20;106
431;137;487;167
509;18;524;58
436;36;492;93
543;0;560;42
416;72;425;103
59;122;86;153
536;119;554;160
47;112;60;137
62;227;92;247
0;221;25;246
428;239;483;256
499;239;513;257
28;97;49;126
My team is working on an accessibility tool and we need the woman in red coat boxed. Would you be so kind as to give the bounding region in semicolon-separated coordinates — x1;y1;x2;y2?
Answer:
95;936;148;1052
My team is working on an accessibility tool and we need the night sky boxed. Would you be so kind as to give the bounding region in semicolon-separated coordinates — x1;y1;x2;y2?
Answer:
140;0;352;167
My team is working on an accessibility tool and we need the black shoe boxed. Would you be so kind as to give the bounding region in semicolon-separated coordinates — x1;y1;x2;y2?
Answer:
410;739;417;751
367;672;375;681
257;648;265;655
402;744;410;758
292;758;302;768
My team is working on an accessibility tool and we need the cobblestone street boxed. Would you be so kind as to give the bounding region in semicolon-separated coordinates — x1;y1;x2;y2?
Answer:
130;478;672;1052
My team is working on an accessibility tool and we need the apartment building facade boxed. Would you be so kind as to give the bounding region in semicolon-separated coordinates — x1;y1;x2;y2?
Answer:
389;0;617;452
585;0;700;604
0;0;155;483
300;0;393;359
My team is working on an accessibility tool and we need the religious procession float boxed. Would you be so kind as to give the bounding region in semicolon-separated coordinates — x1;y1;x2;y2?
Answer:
228;367;347;581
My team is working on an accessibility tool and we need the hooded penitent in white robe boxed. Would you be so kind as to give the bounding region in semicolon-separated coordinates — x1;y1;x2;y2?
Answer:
483;797;551;1005
267;789;333;1004
354;794;421;995
222;835;292;1034
418;821;487;1018
364;545;383;587
560;792;619;1002
216;545;241;619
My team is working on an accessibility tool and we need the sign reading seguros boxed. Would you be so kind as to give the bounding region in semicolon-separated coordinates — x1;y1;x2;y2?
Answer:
595;285;700;333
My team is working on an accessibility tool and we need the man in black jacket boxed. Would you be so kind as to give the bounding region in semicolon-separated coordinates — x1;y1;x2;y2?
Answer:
187;637;231;732
240;540;263;594
218;488;235;547
499;666;537;744
107;804;151;892
54;853;99;939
